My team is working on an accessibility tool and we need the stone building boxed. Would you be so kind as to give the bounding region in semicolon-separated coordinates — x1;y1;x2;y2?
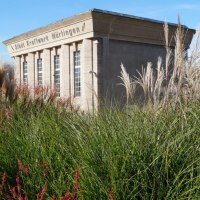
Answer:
3;9;195;110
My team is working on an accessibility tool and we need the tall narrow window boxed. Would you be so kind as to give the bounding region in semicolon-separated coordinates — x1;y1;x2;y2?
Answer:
74;51;81;97
37;58;42;86
23;61;28;84
54;55;60;97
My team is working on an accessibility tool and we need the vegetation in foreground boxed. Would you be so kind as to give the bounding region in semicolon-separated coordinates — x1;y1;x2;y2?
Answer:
1;98;200;199
0;21;200;199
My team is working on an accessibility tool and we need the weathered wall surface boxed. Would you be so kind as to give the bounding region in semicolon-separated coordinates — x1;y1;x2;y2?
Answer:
99;39;167;103
13;39;99;112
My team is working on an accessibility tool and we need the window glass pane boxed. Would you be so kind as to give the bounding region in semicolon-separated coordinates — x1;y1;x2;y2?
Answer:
74;51;81;97
23;61;28;84
54;55;60;97
37;58;42;86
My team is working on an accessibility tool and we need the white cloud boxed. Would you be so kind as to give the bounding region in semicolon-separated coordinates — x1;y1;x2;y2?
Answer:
179;4;195;9
136;3;200;17
178;3;200;10
134;7;167;19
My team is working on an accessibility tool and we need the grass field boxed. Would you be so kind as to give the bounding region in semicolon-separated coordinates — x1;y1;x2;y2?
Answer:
0;99;200;199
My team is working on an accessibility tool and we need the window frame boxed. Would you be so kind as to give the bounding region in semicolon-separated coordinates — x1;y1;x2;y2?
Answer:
23;61;28;84
37;58;43;86
74;51;81;97
54;55;60;97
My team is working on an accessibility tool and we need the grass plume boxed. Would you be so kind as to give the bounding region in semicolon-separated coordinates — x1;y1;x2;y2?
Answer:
120;19;199;108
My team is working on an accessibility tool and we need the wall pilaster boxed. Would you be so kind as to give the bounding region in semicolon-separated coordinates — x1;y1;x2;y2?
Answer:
14;56;21;85
81;39;93;111
60;44;70;98
27;52;35;90
43;49;51;87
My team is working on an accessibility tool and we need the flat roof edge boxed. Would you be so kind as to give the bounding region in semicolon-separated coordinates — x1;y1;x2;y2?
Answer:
3;8;196;45
90;8;195;31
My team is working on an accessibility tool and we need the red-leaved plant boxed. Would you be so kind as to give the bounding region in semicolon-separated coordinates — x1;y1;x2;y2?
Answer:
0;160;115;199
0;160;80;200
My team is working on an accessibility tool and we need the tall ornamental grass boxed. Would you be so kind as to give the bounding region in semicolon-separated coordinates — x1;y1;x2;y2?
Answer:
120;20;200;108
0;100;200;199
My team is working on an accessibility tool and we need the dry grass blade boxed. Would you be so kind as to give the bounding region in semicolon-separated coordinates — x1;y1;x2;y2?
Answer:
153;57;164;107
134;62;154;102
164;22;172;79
119;63;135;104
0;57;6;89
120;17;200;108
189;26;200;68
0;68;5;89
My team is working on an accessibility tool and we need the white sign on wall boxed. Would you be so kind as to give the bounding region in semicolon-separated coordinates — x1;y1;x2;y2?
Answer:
8;20;91;55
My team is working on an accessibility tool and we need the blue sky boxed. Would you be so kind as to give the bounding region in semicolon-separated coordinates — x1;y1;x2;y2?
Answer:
0;0;199;61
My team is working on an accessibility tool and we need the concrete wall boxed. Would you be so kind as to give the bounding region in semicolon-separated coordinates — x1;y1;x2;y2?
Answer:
99;39;167;104
14;37;168;110
14;39;99;112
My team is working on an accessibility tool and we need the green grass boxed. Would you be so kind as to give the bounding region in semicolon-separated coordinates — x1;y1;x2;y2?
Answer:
1;100;200;199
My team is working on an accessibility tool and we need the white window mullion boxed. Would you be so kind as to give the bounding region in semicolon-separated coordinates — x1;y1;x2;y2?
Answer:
37;58;43;86
74;51;81;97
54;55;60;97
23;61;28;84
